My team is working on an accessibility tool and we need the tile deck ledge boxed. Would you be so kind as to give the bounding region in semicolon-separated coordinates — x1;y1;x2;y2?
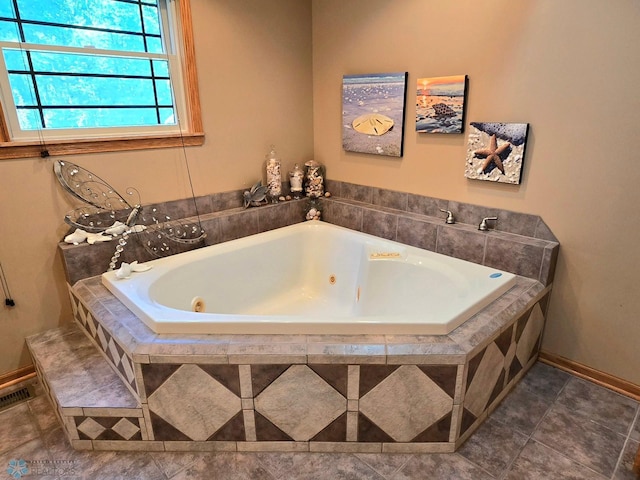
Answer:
70;275;547;365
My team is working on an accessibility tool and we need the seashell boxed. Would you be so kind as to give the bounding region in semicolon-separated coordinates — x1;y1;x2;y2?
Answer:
115;262;133;279
285;195;292;201
130;261;152;272
308;208;317;216
105;221;127;235
324;192;331;197
278;196;285;201
432;103;456;117
86;232;112;245
115;261;151;279
64;228;88;245
352;113;394;136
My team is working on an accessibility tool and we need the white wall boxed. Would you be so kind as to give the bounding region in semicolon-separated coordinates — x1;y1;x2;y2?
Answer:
312;0;640;383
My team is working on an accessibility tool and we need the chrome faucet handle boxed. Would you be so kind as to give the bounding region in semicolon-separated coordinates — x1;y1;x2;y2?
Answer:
439;209;455;224
478;216;498;231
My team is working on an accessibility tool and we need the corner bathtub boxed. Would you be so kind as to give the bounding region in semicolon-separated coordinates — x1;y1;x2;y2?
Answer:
102;221;516;335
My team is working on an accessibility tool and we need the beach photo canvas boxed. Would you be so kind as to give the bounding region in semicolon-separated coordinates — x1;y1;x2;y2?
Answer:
342;72;408;157
416;74;467;134
465;122;529;184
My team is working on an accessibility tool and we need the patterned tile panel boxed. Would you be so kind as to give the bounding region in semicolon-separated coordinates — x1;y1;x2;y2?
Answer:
69;289;139;397
358;365;454;442
461;300;546;436
254;365;346;442
74;416;142;441
464;343;505;417
250;364;291;397
145;364;243;441
254;411;293;441
308;364;349;397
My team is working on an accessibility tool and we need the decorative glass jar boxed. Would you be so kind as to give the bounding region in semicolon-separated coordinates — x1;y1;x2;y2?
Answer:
304;160;324;198
265;145;281;202
289;163;304;199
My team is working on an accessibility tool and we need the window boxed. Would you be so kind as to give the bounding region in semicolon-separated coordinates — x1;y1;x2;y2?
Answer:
0;0;203;159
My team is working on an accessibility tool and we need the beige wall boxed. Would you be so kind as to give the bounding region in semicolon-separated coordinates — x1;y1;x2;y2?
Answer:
312;0;640;383
0;0;313;376
2;0;639;387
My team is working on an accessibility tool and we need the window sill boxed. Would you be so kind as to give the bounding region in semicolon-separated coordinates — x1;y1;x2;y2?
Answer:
0;132;205;159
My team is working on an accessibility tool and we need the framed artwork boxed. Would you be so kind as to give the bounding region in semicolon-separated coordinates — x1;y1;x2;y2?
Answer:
465;122;530;184
416;75;468;134
342;72;408;157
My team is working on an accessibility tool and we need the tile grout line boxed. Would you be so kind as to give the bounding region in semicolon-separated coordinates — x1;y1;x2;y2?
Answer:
0;401;46;458
562;377;638;438
496;372;572;480
453;451;497;480
509;375;616;479
609;405;640;479
353;451;413;479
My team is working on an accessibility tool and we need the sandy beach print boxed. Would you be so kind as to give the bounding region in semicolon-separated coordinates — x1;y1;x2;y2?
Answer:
342;72;407;157
416;75;467;134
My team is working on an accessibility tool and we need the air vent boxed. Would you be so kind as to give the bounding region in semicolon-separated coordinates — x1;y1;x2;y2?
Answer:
0;385;35;412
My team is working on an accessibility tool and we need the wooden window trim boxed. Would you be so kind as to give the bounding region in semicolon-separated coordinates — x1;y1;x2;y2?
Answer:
0;0;203;160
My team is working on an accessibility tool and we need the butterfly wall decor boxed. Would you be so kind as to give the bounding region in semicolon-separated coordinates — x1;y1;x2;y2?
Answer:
54;160;206;269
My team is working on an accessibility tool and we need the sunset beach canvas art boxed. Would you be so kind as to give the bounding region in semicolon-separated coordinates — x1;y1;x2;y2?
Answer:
342;72;408;157
416;75;467;134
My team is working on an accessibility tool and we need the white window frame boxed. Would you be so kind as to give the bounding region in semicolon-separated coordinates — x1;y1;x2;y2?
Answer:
0;0;203;159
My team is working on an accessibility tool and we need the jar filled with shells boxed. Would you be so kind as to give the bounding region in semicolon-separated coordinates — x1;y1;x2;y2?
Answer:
265;145;282;202
304;160;324;198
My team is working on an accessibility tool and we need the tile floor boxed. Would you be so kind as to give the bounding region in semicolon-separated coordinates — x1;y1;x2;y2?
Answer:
1;362;638;480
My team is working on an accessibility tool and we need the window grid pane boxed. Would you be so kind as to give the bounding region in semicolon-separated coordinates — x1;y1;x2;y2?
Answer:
4;50;175;129
11;0;163;53
1;0;176;132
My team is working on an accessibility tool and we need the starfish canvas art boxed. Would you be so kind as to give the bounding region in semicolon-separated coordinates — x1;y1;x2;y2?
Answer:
464;122;529;184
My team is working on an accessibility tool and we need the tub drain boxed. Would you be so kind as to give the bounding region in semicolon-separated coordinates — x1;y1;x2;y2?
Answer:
191;296;206;313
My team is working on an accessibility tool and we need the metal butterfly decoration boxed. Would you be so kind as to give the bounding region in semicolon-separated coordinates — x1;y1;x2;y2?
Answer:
54;159;206;270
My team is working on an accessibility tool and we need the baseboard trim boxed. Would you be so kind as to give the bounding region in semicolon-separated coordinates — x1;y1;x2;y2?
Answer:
0;365;36;390
539;350;640;401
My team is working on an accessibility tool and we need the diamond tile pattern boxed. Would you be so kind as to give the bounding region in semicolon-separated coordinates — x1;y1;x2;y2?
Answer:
254;365;346;441
77;417;105;439
60;285;548;450
112;418;141;440
516;303;545;366
74;416;142;441
465;342;505;417
147;364;242;441
70;291;138;395
462;298;547;435
359;365;453;442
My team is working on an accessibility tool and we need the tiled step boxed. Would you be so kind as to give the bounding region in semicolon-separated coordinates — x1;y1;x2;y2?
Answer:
26;323;148;449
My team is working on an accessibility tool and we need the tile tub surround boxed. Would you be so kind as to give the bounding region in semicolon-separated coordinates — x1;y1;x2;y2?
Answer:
59;193;307;285
44;182;560;452
323;180;559;287
3;364;639;479
58;182;558;288
26;273;550;453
